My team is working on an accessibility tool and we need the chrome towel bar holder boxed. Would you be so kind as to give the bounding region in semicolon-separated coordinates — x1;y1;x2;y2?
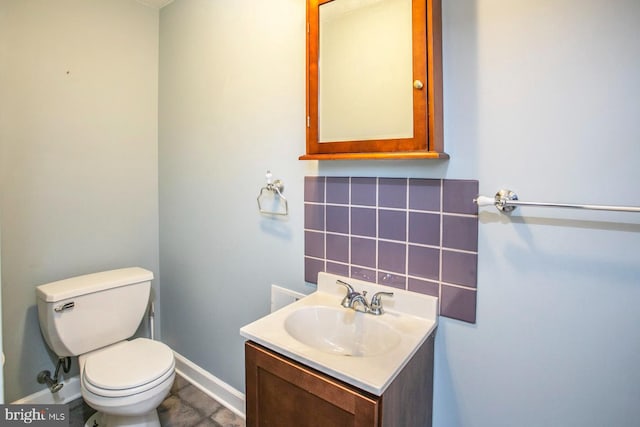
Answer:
257;170;288;216
474;189;640;214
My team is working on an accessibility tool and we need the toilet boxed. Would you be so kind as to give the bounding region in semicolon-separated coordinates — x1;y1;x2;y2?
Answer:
36;267;175;427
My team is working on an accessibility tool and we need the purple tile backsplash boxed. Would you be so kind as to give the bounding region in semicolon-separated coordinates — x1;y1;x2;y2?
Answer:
408;277;439;297
378;209;406;241
304;231;324;258
326;177;350;204
408;245;440;281
351;177;377;206
409;178;441;211
304;203;324;231
379;178;407;208
378;240;406;274
326;205;349;234
443;179;479;214
408;211;440;246
304;176;325;203
351;266;376;283
442;215;479;252
442;250;477;288
327;262;349;277
440;285;477;323
378;272;406;289
350;237;376;268
351;207;376;237
304;257;324;283
304;177;479;324
326;234;349;263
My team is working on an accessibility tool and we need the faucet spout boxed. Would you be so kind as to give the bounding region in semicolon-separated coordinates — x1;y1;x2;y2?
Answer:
336;280;393;315
348;293;370;312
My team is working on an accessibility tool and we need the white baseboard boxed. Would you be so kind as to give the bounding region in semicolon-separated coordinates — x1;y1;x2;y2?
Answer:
12;376;81;405
173;351;246;419
11;351;246;420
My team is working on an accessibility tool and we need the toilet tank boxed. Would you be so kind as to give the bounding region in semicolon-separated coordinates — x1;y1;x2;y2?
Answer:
36;267;154;357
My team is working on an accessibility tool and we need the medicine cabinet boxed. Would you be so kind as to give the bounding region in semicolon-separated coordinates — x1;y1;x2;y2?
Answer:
300;0;446;160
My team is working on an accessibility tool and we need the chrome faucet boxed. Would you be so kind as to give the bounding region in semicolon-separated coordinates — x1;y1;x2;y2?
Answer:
337;279;358;308
336;280;394;315
348;291;369;312
368;291;394;315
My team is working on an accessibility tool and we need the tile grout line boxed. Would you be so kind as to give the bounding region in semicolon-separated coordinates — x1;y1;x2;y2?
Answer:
348;177;352;277
405;178;410;291
438;179;444;312
323;177;327;274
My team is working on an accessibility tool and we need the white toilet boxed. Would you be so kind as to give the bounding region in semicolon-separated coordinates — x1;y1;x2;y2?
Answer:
36;267;175;427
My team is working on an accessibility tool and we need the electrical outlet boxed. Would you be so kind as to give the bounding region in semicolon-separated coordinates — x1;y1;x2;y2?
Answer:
271;285;305;313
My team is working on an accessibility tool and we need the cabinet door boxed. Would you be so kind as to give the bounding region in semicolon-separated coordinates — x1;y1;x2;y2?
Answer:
301;0;446;160
245;341;380;427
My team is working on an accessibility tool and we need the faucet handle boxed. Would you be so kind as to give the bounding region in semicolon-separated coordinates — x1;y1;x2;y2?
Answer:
369;291;394;315
336;280;356;308
336;279;355;293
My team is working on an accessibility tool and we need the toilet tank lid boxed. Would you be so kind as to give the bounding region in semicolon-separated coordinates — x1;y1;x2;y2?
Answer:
36;267;154;302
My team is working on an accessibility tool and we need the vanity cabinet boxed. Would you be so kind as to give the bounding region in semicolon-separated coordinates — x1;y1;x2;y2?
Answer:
245;332;435;427
300;0;446;160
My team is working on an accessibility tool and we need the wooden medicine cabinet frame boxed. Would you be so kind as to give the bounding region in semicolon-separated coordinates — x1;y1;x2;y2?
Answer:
300;0;447;160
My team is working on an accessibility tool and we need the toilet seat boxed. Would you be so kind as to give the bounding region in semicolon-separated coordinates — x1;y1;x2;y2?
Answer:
82;338;175;398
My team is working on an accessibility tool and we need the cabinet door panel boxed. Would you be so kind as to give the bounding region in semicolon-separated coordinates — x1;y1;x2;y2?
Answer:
245;341;379;427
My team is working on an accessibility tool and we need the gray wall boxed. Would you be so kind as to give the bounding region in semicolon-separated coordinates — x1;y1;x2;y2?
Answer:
0;0;159;402
159;1;640;426
158;0;314;383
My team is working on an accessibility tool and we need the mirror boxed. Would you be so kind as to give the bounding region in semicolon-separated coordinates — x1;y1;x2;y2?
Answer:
319;0;414;143
301;0;446;160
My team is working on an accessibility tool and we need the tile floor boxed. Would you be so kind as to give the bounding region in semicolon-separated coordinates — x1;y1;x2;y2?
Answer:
68;373;245;427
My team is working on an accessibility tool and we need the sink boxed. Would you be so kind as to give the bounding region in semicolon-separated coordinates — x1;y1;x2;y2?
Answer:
284;306;401;357
240;272;438;395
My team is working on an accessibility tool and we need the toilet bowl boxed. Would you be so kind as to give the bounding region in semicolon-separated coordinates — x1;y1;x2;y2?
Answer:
79;338;175;427
35;268;175;427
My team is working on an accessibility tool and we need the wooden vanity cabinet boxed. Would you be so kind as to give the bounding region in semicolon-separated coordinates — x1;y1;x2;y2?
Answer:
245;332;435;427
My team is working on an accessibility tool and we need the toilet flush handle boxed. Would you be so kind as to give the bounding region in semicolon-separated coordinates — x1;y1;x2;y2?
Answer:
54;302;75;312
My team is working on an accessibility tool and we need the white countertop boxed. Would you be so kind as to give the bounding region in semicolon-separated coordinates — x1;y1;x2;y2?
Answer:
240;272;438;396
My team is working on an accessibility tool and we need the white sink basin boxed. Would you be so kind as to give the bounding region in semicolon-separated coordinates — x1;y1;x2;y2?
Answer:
240;272;438;395
284;306;401;357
